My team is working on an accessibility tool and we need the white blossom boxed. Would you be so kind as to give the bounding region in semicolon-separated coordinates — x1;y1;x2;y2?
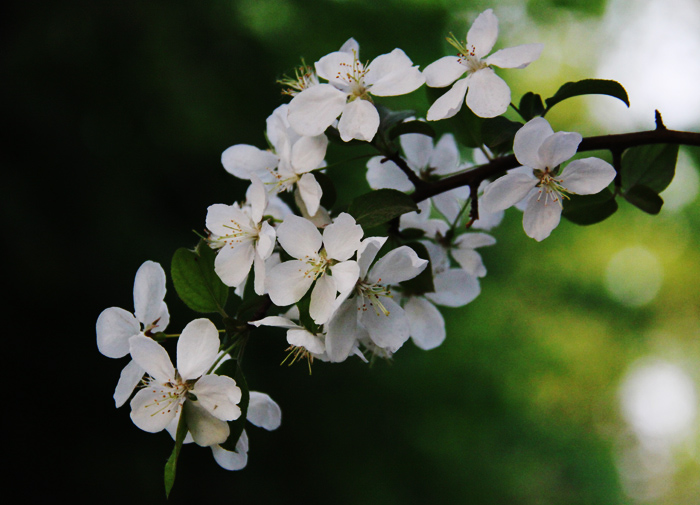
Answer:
481;117;617;241
96;261;170;407
266;213;363;325
129;319;242;447
288;38;425;142
424;9;543;119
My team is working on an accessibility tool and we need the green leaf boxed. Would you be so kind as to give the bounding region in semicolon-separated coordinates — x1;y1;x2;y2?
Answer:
562;188;618;225
164;401;190;498
399;242;434;295
348;189;419;229
376;104;416;132
216;359;250;453
623;184;664;214
544;79;630;113
171;240;229;314
481;117;522;154
620;143;678;193
518;92;545;120
388;120;436;140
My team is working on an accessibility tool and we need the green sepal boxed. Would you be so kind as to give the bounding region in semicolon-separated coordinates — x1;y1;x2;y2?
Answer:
171;240;229;314
620;143;678;193
562;188;618;225
388;120;436;141
348;189;419;230
398;241;435;296
164;400;190;498
623;185;664;214
518;92;545;120
544;79;630;114
216;358;250;453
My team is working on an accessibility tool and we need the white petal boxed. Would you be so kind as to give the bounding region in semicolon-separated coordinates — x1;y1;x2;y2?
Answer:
366;156;414;191
465;68;510;118
315;51;354;85
250;315;300;329
288;84;347;137
369;246;427;285
486;43;544;69
400;132;433;170
432;188;466;223
129;335;175;383
185;401;231;447
266;260;315;306
297;173;323;217
451;248;487;277
191;374;242;421
323;212;363;261
221;144;279;180
538;131;582;169
133;261;167;329
96;307;140;358
423;56;466;88
522;191;562;241
404;297;446;350
130;386;180;433
360;297;409;351
338;99;380;142
430;133;461;175
325;298;360;362
426;77;469;121
513;117;553;168
426;269;481;307
310;274;337;325
211;430;249;471
113;359;145;408
276;215;322;259
287;329;326;355
214;240;255;288
453;232;497;249
467;9;499;58
480;172;537;212
329;261;360;293
357;236;388;278
252;253;267;296
247;392;282;430
246;175;268;224
176;318;220;381
339;37;359;54
291;134;328;174
365;48;424;96
560;158;616;194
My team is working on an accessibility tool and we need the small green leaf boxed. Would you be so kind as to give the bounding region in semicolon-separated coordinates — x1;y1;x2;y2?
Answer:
481;117;522;154
348;189;419;229
399;242;434;296
562;188;618;225
376;104;416;132
216;359;250;453
544;79;630;113
623;185;664;214
518;92;545;120
171;241;229;314
388;120;436;140
164;401;190;498
621;143;678;193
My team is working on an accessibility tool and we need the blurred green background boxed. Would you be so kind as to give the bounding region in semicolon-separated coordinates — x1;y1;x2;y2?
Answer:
5;0;699;503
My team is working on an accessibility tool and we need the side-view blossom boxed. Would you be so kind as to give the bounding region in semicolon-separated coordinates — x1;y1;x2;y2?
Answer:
96;260;170;407
129;318;242;447
288;38;425;142
325;237;428;362
221;104;328;216
481;117;617;241
266;213;363;325
424;8;543;119
206;176;276;294
211;392;282;471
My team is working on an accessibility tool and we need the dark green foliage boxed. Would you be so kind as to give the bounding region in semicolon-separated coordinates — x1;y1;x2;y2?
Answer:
348;189;419;229
544;79;629;114
171;240;229;314
562;188;618;225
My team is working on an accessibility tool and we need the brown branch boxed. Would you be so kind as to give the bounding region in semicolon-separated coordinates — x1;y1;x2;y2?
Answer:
411;129;700;204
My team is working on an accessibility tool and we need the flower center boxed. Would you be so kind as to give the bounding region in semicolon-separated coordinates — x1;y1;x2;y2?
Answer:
534;168;569;207
356;278;393;317
278;59;318;96
302;249;332;281
447;34;488;73
142;372;195;418
336;50;372;101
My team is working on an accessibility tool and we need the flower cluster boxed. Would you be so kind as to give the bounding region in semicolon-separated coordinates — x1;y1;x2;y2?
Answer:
96;7;630;490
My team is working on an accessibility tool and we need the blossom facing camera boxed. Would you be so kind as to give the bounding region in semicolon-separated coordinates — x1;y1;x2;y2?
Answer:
481;117;617;241
424;9;543;119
